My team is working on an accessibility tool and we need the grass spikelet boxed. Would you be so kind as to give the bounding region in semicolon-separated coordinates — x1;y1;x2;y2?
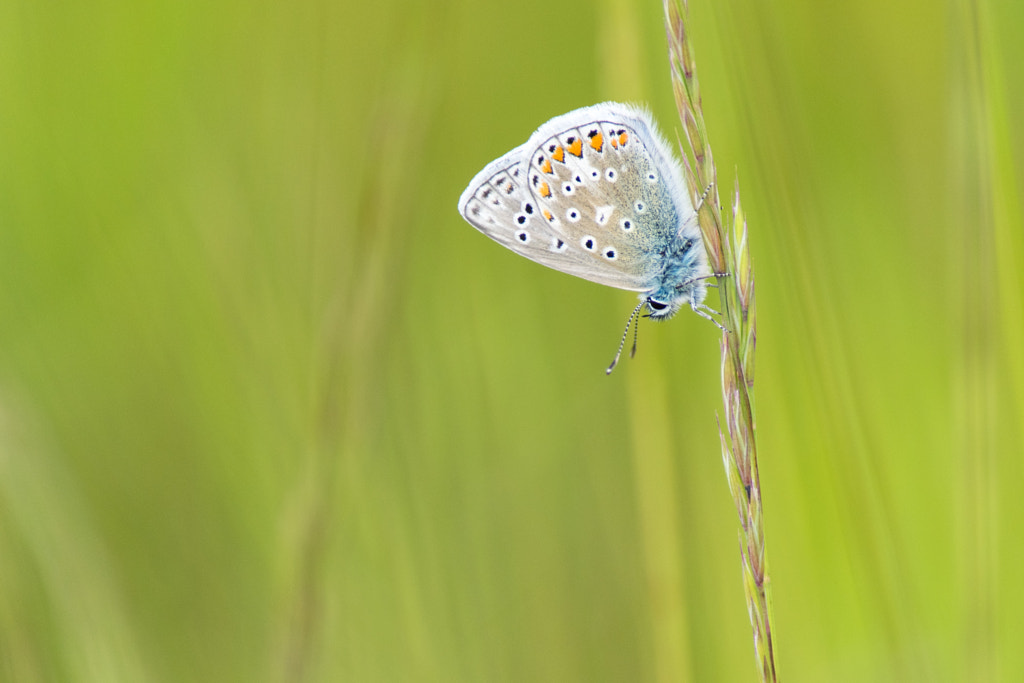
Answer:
662;1;777;680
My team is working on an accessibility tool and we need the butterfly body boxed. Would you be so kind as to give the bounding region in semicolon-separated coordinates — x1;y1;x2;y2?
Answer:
458;102;710;321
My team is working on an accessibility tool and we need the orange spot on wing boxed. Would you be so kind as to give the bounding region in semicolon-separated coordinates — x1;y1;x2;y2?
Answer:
543;209;553;222
552;146;565;163
568;138;583;157
619;132;628;146
541;159;553;174
610;137;619;149
539;182;551;198
590;132;603;152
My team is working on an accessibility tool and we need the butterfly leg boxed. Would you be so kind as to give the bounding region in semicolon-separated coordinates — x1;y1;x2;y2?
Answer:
691;301;729;332
676;272;730;290
696;182;715;211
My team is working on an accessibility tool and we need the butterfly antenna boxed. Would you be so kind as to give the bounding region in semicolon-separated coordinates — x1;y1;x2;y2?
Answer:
630;307;640;359
606;300;646;375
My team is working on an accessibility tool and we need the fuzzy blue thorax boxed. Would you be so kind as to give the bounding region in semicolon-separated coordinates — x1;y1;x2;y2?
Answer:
643;231;709;320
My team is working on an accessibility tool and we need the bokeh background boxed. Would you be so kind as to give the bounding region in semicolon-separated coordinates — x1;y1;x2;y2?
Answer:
1;0;1022;681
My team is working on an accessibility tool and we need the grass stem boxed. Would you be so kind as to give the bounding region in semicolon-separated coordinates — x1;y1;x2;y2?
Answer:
662;1;778;679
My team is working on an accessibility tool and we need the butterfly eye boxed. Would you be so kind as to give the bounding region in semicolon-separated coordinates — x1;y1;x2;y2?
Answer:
647;298;668;312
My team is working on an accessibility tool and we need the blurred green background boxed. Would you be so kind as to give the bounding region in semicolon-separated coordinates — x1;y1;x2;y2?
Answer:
1;0;1022;681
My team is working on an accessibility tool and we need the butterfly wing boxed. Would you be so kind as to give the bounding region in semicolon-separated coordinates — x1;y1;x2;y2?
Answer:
458;141;650;290
458;102;697;293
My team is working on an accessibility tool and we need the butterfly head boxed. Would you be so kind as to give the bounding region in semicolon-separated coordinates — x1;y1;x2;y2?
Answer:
644;278;707;321
643;296;678;320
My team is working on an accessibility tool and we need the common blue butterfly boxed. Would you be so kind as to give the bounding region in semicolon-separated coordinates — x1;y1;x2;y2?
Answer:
458;102;724;373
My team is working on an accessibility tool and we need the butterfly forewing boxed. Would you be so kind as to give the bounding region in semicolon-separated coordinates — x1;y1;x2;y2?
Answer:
460;157;633;286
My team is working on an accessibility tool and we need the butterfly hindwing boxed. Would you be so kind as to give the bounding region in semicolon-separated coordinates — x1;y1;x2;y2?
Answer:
458;102;698;294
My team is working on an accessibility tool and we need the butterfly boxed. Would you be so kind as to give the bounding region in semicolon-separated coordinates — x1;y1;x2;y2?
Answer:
457;102;725;373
